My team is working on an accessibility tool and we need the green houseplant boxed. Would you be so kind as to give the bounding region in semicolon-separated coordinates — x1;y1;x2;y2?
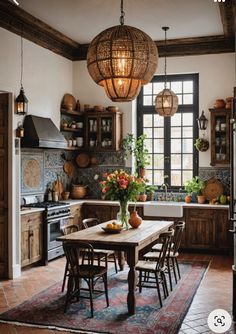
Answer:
194;138;209;152
145;185;157;201
122;134;150;177
184;176;205;204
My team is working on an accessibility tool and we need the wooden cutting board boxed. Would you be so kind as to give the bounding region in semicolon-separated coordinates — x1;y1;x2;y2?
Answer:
202;178;224;200
53;176;64;200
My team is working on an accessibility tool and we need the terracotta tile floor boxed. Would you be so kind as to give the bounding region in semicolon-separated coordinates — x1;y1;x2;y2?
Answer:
0;253;235;334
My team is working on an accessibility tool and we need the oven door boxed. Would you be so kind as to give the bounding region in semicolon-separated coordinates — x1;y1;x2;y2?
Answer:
47;217;69;250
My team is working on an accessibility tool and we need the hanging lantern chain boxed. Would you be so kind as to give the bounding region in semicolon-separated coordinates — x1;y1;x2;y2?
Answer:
119;0;125;25
163;27;169;89
20;33;23;88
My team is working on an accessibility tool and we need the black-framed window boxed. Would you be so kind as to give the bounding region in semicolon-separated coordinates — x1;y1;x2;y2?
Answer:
137;73;199;190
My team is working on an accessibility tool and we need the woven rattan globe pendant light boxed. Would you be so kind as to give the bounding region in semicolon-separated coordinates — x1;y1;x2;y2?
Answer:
155;27;178;117
87;0;158;102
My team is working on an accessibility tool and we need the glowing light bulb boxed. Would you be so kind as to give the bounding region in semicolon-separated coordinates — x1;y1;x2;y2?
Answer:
163;99;170;108
117;54;126;75
118;79;123;86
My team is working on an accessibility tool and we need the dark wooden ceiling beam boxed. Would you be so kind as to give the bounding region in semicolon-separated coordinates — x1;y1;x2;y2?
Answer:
0;0;234;61
0;0;80;60
74;35;235;60
219;0;235;37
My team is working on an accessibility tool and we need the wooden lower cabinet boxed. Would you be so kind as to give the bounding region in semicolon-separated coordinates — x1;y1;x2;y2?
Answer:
82;203;231;253
70;204;83;229
83;204;111;223
21;212;43;267
183;208;232;253
83;204;143;224
184;209;215;250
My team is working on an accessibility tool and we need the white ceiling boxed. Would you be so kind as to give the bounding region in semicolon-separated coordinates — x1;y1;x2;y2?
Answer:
17;0;223;44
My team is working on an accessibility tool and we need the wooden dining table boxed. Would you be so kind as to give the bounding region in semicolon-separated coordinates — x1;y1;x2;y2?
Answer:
57;219;173;315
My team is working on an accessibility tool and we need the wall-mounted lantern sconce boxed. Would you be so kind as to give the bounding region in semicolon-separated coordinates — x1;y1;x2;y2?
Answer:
197;110;208;130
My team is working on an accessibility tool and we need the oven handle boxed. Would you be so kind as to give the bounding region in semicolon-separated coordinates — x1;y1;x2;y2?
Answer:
46;216;71;223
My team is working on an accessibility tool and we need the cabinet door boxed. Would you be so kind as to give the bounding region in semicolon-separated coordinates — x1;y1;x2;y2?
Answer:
86;115;99;149
100;115;113;150
70;204;82;229
185;209;215;249
210;109;230;166
29;222;42;264
83;204;111;223
215;209;232;252
21;212;43;267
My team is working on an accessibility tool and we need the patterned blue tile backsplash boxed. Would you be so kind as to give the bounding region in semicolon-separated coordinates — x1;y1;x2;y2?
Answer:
21;149;127;199
21;149;230;199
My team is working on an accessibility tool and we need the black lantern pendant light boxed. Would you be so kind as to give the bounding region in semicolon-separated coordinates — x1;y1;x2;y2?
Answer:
155;27;178;117
16;32;28;115
87;0;158;102
197;110;208;130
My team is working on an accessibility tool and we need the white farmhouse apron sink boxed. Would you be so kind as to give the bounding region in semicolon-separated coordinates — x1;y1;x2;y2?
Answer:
144;201;184;218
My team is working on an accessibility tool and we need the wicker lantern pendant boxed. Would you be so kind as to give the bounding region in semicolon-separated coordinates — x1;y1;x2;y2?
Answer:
87;0;158;102
155;27;178;117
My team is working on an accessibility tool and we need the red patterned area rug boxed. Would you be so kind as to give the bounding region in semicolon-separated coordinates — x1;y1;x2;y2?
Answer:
0;261;209;334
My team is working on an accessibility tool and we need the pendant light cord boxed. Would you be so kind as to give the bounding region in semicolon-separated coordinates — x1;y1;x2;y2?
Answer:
120;0;125;25
20;34;23;88
164;28;167;89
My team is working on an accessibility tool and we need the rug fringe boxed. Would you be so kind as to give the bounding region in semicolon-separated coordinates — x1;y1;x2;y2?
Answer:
0;319;102;334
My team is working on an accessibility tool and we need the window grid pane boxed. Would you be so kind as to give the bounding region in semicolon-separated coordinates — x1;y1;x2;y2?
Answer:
138;75;197;188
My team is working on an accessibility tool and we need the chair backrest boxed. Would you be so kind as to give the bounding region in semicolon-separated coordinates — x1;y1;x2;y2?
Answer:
172;221;185;254
63;241;95;277
82;218;100;229
61;224;79;236
156;229;174;271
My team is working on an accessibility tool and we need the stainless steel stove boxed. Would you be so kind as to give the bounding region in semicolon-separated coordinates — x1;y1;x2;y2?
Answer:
23;199;71;264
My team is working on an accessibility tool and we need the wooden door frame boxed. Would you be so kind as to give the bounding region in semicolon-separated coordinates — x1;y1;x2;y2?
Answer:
0;91;21;278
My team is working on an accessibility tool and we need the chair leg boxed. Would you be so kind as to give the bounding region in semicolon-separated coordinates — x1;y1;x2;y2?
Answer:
166;258;173;291
113;254;118;273
161;272;167;299
171;257;178;284
103;273;109;307
138;270;142;293
162;272;169;297
64;276;73;313
154;272;162;307
175;257;181;279
88;278;94;318
62;260;69;292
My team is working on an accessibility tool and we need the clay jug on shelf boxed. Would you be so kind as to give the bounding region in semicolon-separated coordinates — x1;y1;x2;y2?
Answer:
129;210;142;228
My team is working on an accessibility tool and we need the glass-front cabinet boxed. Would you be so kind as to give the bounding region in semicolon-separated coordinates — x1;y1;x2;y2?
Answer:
209;108;230;166
85;111;122;151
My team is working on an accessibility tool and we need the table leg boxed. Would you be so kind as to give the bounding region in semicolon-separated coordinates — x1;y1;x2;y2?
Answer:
118;251;125;271
126;248;138;315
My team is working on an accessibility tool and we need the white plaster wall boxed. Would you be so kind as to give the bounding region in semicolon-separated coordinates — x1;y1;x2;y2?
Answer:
0;28;73;129
73;53;235;167
0;27;73;278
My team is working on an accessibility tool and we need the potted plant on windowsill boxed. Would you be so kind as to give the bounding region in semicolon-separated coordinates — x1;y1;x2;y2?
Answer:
145;185;157;201
122;134;150;177
184;176;205;204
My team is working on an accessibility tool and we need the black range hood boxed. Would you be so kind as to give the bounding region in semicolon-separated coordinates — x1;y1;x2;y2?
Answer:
21;115;67;149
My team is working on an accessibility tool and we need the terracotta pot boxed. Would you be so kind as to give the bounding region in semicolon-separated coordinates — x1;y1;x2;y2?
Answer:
71;185;87;199
185;195;192;203
138;168;146;178
197;195;206;204
129;210;142;228
213;99;225;109
138;194;147;202
61;191;70;200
